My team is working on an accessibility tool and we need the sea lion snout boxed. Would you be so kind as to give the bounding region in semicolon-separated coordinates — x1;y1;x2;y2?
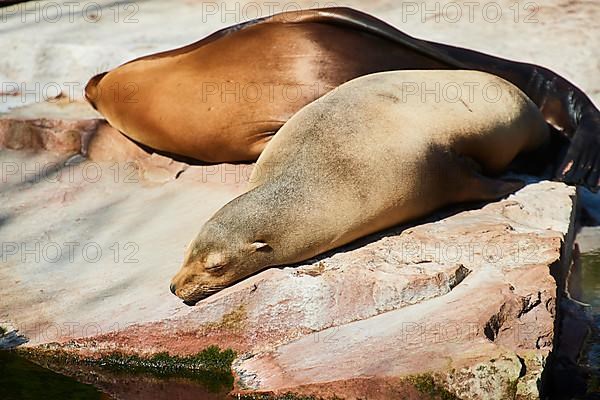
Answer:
170;230;274;303
170;269;225;304
170;255;222;301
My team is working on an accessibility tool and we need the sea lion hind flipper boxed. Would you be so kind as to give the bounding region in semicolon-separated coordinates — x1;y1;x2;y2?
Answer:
556;114;600;192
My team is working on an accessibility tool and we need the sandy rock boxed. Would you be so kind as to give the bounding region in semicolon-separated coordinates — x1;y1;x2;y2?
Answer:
0;114;580;398
0;0;597;118
0;118;94;153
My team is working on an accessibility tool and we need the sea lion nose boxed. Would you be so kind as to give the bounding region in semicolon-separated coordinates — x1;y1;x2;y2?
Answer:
170;283;177;295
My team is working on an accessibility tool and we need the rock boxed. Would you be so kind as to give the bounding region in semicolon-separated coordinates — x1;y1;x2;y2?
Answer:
443;354;523;399
0;1;597;398
0;130;581;398
0;118;94;153
0;322;28;349
226;182;576;399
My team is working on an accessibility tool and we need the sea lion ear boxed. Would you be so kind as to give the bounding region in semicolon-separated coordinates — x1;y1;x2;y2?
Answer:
250;241;271;252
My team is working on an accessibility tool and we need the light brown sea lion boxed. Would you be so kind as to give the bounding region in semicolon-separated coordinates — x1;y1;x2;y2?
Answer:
169;70;549;304
84;7;599;190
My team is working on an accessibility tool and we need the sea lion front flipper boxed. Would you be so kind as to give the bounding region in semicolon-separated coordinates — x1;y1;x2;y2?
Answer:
477;177;526;201
454;155;525;202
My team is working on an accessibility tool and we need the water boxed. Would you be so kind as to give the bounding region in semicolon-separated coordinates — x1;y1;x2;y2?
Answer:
581;250;600;392
0;350;234;400
0;351;108;400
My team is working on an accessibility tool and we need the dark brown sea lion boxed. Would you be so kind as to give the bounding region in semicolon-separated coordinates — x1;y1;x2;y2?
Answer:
169;70;549;303
85;7;599;190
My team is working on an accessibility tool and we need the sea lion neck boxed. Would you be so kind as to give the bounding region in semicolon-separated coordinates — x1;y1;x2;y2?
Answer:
208;181;298;245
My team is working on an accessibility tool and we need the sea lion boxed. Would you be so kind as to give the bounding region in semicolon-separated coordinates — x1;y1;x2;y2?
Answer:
169;70;549;303
84;7;599;190
84;8;453;163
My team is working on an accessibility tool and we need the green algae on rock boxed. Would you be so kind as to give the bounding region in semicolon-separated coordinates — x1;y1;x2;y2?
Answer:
92;345;237;373
19;345;237;393
238;393;343;400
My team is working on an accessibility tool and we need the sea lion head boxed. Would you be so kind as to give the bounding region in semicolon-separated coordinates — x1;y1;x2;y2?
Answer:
84;71;108;111
169;220;273;305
